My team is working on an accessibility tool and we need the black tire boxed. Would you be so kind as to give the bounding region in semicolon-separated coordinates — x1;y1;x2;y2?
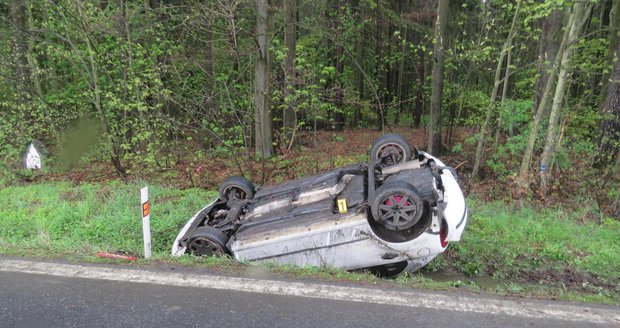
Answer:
187;226;229;256
218;176;255;201
371;181;424;231
369;261;409;278
369;134;413;167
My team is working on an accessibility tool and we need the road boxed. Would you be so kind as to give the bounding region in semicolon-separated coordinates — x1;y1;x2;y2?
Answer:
0;258;618;328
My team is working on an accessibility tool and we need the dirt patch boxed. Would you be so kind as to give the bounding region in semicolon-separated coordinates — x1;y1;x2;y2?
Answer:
521;267;617;291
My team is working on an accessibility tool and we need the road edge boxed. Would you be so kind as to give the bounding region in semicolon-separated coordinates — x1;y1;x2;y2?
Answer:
0;258;618;325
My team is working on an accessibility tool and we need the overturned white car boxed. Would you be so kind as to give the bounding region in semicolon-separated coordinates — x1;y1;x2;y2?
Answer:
172;134;468;276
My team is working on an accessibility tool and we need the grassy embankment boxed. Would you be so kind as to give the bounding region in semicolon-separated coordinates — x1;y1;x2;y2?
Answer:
1;182;618;303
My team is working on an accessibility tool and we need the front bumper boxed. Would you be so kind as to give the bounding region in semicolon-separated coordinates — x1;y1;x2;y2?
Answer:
171;201;217;256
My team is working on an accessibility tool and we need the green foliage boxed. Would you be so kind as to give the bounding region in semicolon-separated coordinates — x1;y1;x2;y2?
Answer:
451;143;463;154
485;99;535;177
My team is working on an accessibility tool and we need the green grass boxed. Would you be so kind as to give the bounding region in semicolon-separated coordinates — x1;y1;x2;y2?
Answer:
0;181;215;256
428;198;620;286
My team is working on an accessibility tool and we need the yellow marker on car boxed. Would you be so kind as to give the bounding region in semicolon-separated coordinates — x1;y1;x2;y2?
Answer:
337;198;348;213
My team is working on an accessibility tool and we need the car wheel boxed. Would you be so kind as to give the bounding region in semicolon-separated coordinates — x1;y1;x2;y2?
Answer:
369;261;409;278
371;181;424;231
369;134;412;167
218;176;255;201
187;226;229;256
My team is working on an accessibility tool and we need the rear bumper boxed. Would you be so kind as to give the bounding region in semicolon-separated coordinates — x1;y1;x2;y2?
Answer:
421;152;468;242
442;172;468;242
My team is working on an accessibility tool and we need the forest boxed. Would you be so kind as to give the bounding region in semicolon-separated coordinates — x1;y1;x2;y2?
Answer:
0;0;619;217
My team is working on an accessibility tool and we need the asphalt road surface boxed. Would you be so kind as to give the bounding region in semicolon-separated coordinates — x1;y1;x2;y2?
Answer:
0;258;618;328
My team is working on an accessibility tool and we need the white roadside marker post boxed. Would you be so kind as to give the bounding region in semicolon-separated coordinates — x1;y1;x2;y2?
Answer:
140;186;152;259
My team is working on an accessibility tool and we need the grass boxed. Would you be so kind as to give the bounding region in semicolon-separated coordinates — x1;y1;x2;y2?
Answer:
428;199;620;285
0;181;214;256
1;182;619;304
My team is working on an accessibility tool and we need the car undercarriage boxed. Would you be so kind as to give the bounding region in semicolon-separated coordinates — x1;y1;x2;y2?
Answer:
172;134;467;276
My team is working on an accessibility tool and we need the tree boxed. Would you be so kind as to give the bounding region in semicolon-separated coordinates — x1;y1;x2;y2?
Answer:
204;15;215;113
282;0;297;147
427;0;448;154
334;0;345;131
539;1;592;191
471;2;520;181
516;6;573;193
9;0;29;103
596;0;620;168
601;0;620;95
534;8;562;116
374;0;385;130
255;0;273;159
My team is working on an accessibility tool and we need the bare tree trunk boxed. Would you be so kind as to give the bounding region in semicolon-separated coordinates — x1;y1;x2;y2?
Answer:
142;0;159;11
471;3;520;180
494;35;513;146
396;9;407;123
375;0;384;131
414;32;424;128
283;0;296;146
596;4;620;167
539;2;592;191
334;0;345;131
427;0;448;153
535;9;561;116
516;8;573;194
354;31;364;127
204;17;215;113
255;0;273;159
601;0;620;99
10;0;30;103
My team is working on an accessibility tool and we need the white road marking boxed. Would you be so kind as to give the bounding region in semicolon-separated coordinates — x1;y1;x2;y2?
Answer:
1;258;618;325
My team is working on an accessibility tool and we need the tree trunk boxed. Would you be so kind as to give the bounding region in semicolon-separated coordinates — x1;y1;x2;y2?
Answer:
255;0;273;159
413;32;424;128
283;0;296;146
601;0;620;98
427;0;448;153
204;17;215;114
596;4;620;167
534;9;562;116
334;0;345;131
10;0;30;103
396;8;407;124
354;30;364;127
144;0;159;11
471;3;519;181
494;34;513;146
375;0;384;130
539;2;592;191
516;8;573;194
